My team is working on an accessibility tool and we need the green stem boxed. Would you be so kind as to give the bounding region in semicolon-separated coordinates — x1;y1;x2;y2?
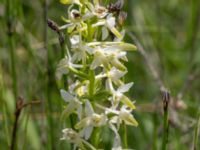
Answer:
2;102;10;148
69;67;88;79
162;91;170;150
123;123;128;149
162;109;169;150
43;0;54;149
153;113;158;150
91;128;100;148
6;0;17;100
89;69;95;98
9;36;17;99
193;110;200;150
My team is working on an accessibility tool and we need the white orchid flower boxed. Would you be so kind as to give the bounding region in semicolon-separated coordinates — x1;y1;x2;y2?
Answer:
117;83;136;109
59;8;89;34
96;67;127;85
90;47;109;70
60;89;82;119
109;67;127;82
92;15;122;39
87;41;136;71
61;128;96;150
75;100;107;140
56;56;83;80
89;46;128;71
61;128;85;149
107;106;138;128
70;35;93;63
106;79;136;109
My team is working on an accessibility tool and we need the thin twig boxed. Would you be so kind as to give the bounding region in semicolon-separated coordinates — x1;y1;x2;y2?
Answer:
162;91;170;150
10;98;41;150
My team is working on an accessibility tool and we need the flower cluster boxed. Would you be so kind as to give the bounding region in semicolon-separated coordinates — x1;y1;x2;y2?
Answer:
57;0;138;149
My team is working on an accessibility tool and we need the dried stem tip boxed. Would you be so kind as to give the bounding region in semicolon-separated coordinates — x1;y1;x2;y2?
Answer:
47;19;60;34
162;91;170;111
108;0;124;13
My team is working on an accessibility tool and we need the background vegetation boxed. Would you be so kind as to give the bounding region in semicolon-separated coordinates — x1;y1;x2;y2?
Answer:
0;0;200;149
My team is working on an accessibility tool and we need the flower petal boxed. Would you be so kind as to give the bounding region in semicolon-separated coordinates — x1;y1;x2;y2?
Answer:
83;126;93;140
61;101;77;119
85;100;94;116
117;82;134;93
60;89;74;102
75;117;91;129
120;112;138;126
109;123;122;150
120;95;136;110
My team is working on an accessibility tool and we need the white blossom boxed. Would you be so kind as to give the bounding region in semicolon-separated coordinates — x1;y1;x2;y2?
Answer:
60;89;82;119
56;56;83;79
107;106;138;128
75;100;107;139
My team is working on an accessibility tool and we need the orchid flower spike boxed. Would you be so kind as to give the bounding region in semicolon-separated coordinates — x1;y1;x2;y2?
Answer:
53;0;138;149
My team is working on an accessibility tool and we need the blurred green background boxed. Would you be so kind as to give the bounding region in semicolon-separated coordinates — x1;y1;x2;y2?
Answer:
0;0;200;149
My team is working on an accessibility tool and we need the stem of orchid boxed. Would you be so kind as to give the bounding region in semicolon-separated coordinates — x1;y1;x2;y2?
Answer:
68;67;88;78
89;69;95;98
123;123;128;149
91;128;100;148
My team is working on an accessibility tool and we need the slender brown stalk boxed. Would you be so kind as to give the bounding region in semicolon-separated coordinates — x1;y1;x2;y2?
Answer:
162;91;170;150
10;98;41;150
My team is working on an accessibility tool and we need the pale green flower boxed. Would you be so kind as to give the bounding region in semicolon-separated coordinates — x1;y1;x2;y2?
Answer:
108;106;138;127
56;56;83;79
108;67;127;82
61;128;84;148
96;67;126;80
75;100;107;139
70;35;93;63
61;128;96;150
60;89;82;119
115;83;135;107
92;15;122;38
90;47;109;70
89;46;129;71
106;80;136;109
